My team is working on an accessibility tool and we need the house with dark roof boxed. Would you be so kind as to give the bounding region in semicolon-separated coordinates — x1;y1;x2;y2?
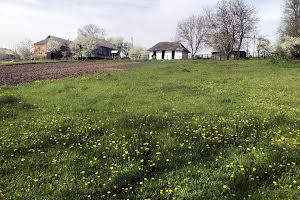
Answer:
34;35;71;59
148;42;190;60
91;39;119;59
0;48;20;61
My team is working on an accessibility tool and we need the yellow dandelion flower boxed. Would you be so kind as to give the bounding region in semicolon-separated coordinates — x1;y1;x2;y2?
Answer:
223;185;230;190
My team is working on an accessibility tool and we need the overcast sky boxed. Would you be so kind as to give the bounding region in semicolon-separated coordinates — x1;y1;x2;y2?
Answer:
0;0;283;51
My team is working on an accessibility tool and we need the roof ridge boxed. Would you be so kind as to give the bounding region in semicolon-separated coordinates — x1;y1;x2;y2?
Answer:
148;42;191;53
34;35;71;46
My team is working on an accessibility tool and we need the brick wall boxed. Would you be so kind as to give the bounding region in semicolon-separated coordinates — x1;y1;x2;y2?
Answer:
34;45;47;57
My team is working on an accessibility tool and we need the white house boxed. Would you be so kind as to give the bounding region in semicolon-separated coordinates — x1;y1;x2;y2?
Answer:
148;42;190;60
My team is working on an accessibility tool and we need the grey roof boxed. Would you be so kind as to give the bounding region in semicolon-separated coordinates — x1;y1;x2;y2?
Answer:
34;35;71;46
97;39;118;50
148;42;191;53
0;48;18;56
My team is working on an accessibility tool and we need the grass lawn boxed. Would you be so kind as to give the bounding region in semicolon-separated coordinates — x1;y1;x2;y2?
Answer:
0;60;299;199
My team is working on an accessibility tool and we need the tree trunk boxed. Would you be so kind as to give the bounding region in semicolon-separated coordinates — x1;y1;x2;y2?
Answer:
226;53;230;60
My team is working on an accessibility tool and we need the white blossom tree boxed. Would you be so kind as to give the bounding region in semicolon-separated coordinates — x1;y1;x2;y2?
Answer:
71;24;106;59
46;39;61;52
17;39;34;60
128;46;148;60
107;37;130;57
257;37;272;58
279;36;300;59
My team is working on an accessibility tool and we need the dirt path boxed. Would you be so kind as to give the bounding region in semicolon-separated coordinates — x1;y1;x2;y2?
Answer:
0;61;141;85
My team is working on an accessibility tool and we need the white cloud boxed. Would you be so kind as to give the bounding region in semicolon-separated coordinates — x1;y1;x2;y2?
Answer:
0;0;283;50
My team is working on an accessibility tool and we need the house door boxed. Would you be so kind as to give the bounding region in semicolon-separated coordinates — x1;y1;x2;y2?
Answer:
172;51;175;59
162;51;165;60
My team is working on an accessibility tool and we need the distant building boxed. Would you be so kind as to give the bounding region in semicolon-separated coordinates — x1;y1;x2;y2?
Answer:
34;35;71;59
212;51;247;60
148;42;190;60
0;48;20;61
91;39;119;59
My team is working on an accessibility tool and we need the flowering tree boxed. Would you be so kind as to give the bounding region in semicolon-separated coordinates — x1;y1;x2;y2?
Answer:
279;36;300;59
128;46;148;60
17;39;34;60
71;36;99;59
257;37;272;58
46;40;61;52
70;24;106;59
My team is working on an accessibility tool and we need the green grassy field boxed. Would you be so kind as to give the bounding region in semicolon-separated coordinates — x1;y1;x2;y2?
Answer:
0;60;299;199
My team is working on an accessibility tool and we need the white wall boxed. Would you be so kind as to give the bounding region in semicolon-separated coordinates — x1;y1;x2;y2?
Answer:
175;51;182;59
164;51;172;60
149;52;154;60
149;51;188;60
156;51;162;60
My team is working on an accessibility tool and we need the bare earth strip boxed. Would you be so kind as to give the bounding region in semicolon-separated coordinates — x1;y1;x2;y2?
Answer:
0;61;141;85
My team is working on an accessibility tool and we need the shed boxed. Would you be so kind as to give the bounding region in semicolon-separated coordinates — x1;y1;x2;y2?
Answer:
148;42;190;60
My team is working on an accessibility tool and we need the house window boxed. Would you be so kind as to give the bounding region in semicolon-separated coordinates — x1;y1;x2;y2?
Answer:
38;47;42;55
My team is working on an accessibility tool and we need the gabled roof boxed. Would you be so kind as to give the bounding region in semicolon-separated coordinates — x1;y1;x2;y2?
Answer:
148;42;191;53
97;39;118;50
0;48;18;56
34;35;71;46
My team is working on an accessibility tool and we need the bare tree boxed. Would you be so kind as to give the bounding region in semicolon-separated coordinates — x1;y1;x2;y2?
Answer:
205;0;258;59
176;15;207;57
78;24;106;38
281;0;300;37
230;0;258;51
17;39;33;60
205;1;236;59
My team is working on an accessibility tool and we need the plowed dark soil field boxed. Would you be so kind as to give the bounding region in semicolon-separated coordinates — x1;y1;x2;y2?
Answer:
0;61;141;85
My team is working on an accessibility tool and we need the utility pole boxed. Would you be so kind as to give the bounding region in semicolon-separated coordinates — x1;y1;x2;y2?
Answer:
253;34;256;58
246;37;249;57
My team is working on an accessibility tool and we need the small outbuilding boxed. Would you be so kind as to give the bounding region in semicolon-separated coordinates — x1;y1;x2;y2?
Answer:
0;48;20;61
93;39;119;59
148;42;190;60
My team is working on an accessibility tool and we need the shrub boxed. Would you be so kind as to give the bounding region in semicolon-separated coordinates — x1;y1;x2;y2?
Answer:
279;36;300;59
